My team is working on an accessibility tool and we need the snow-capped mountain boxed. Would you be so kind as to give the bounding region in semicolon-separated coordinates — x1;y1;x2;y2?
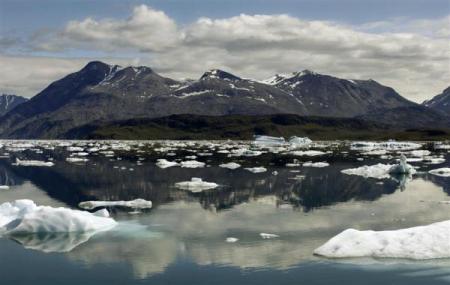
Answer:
0;61;446;138
423;87;450;114
0;94;28;116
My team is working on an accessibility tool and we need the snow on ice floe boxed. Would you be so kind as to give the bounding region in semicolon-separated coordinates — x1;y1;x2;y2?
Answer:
14;158;54;167
156;159;179;169
341;155;415;179
219;162;241;169
66;157;88;163
0;200;117;235
314;220;450;260
180;160;205;168
79;199;152;210
245;167;267;173
429;168;450;177
175;178;218;192
302;161;329;168
260;233;279;239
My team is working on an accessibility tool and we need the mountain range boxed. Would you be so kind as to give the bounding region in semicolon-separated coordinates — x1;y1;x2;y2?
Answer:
0;61;448;139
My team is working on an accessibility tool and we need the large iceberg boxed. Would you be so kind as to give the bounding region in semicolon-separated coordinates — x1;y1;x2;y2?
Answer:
341;155;415;179
0;200;117;235
253;135;286;147
314;220;450;259
288;136;312;148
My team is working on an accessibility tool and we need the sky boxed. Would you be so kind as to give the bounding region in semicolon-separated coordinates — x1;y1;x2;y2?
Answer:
1;0;449;102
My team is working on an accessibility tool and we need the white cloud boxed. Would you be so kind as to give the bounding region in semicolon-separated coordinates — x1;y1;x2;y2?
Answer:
3;5;450;102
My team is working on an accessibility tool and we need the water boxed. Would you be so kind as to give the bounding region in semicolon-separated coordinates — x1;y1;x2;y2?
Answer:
0;140;449;284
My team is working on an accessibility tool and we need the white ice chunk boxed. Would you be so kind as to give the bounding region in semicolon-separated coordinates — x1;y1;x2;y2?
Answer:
314;220;450;259
219;162;241;169
14;158;54;167
341;155;415;179
66;157;88;163
174;178;218;192
429;168;450;177
253;135;285;146
290;150;326;156
79;199;152;210
180;160;205;168
245;167;267;173
0;200;117;235
288;136;312;148
156;159;179;169
226;237;239;243
260;233;279;239
302;161;329;168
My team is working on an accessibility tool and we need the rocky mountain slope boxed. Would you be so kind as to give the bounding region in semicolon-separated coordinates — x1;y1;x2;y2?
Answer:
423;87;450;114
0;61;447;138
0;94;28;116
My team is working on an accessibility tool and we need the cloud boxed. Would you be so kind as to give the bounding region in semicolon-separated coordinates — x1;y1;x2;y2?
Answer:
3;5;450;102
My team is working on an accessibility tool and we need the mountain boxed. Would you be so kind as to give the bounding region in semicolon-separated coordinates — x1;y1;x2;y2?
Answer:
267;70;416;117
423;87;450;114
0;61;447;138
0;94;28;116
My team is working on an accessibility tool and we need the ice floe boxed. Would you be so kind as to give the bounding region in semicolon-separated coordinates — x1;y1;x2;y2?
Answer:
79;199;153;210
341;155;415;179
14;158;54;167
260;233;279;239
219;162;241;169
0;200;116;235
156;159;179;169
174;178;218;192
180;160;205;168
314;220;450;259
253;135;285;146
245;167;267;173
290;150;326;156
226;237;239;243
302;161;329;168
429;168;450;177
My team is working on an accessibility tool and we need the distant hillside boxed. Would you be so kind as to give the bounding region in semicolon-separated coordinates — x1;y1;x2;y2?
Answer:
423;87;450;114
0;61;443;139
0;94;28;116
65;114;450;141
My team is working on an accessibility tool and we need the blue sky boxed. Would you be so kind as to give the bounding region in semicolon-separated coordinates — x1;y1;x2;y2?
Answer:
0;0;449;101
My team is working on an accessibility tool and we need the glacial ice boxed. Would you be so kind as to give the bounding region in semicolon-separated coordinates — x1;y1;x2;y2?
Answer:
302;161;329;168
180;160;205;168
245;167;267;173
314;220;450;259
219;162;241;169
253;135;286;146
174;178;218;192
429;168;450;177
288;136;312;148
79;199;152;210
341;155;415;179
0;200;117;235
14;158;54;167
156;159;179;168
260;233;279;239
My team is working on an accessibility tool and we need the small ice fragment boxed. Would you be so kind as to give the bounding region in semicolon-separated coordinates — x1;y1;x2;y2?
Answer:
260;233;279;239
174;178;218;192
245;167;267;173
79;199;152;210
219;162;241;169
226;237;239;243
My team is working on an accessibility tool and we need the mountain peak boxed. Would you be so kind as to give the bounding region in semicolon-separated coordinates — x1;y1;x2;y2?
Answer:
200;69;241;81
83;61;112;71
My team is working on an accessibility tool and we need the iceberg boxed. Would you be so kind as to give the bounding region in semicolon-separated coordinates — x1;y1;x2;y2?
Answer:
429;168;450;177
0;200;117;235
253;135;286;146
174;178;218;192
288;136;312;148
156;159;179;168
245;167;267;173
341;155;415;179
290;150;326;156
79;199;152;210
226;237;239;243
219;162;241;169
14;158;54;167
314;220;450;259
180;160;205;168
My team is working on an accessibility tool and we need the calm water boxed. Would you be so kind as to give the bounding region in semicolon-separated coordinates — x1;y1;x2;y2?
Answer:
0;140;449;285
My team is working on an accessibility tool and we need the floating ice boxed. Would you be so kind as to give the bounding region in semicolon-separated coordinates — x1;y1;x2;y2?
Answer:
14;158;54;167
253;135;285;146
245;167;267;173
219;162;241;169
0;185;9;190
260;233;279;239
302;161;329;168
314;220;450;259
341;155;415;179
350;141;422;151
226;237;239;243
79;199;152;210
156;159;179;169
180;160;205;168
174;178;218;192
0;200;117;235
290;150;326;156
429;168;450;177
288;136;312;148
66;157;88;163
